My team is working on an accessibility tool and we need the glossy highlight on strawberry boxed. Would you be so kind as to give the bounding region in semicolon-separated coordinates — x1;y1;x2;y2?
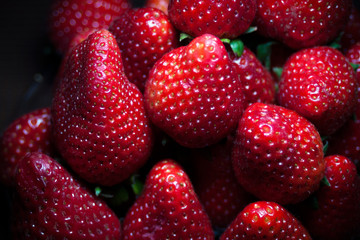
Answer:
51;29;153;186
232;103;325;205
13;152;122;239
122;159;214;239
144;33;244;148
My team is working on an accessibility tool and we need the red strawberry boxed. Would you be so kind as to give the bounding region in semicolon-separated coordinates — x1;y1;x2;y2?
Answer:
232;103;325;205
13;152;122;239
220;201;312;240
230;46;276;109
122;159;214;239
48;0;130;54
346;41;360;85
51;29;153;186
144;34;244;148
255;0;351;49
0;107;53;187
277;46;357;136
299;155;360;240
109;7;179;92
168;0;257;39
145;0;170;15
191;138;254;229
340;2;360;53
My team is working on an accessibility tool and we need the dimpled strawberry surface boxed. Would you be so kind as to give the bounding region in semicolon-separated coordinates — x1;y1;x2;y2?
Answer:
1;0;360;239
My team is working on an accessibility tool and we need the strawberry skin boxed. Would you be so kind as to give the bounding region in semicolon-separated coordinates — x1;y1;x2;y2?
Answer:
0;107;53;187
255;0;351;49
146;0;170;15
13;152;122;239
52;29;153;186
191;139;254;229
231;47;276;109
122;159;214;239
232;103;325;205
278;46;357;136
168;0;257;39
299;155;360;240
340;3;360;53
109;7;179;92
144;34;244;148
48;0;130;54
220;201;312;240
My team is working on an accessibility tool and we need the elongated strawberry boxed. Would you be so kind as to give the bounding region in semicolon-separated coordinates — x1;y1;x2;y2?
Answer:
230;46;276;108
191;139;254;229
48;0;130;54
122;159;214;239
232;103;325;205
0;107;53;187
299;155;360;240
51;29;153;186
109;7;179;92
144;34;244;148
146;0;169;14
13;152;122;239
278;46;357;136
168;0;257;39
255;0;351;49
220;201;312;240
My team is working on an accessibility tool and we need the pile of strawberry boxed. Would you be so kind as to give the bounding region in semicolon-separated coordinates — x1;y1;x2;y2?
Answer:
2;0;360;239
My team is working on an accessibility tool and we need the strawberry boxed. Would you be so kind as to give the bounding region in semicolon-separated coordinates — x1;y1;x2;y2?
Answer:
168;0;257;39
346;40;360;84
230;46;276;109
0;107;53;187
109;7;179;92
254;0;351;49
51;29;153;186
220;201;312;240
122;159;214;239
299;155;360;240
340;2;360;53
12;152;122;239
145;0;170;15
277;46;357;136
191;138;254;229
48;0;131;54
232;102;325;205
144;34;244;148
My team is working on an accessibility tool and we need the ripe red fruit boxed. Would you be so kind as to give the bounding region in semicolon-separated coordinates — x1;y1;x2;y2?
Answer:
109;7;179;92
220;201;312;240
122;159;214;239
144;34;244;148
0;107;53;187
48;0;130;54
13;152;122;239
340;3;360;53
168;0;257;39
191;139;254;228
51;29;153;186
255;0;351;49
230;46;276;108
232;103;325;205
145;0;170;15
299;155;360;240
278;46;357;136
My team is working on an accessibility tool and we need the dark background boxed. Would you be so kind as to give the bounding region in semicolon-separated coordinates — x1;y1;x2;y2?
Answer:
0;0;146;134
0;0;145;239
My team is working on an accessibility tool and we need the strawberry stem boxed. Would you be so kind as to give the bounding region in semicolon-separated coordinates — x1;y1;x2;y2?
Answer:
257;41;275;70
179;32;193;42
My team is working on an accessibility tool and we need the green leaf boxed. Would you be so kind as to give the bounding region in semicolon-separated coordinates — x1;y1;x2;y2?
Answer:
322;140;329;155
229;39;244;58
350;62;360;72
272;67;283;79
95;186;102;197
131;175;144;196
321;176;331;187
244;26;257;34
328;32;344;49
110;186;130;205
257;41;275;70
310;195;319;210
179;33;193;42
